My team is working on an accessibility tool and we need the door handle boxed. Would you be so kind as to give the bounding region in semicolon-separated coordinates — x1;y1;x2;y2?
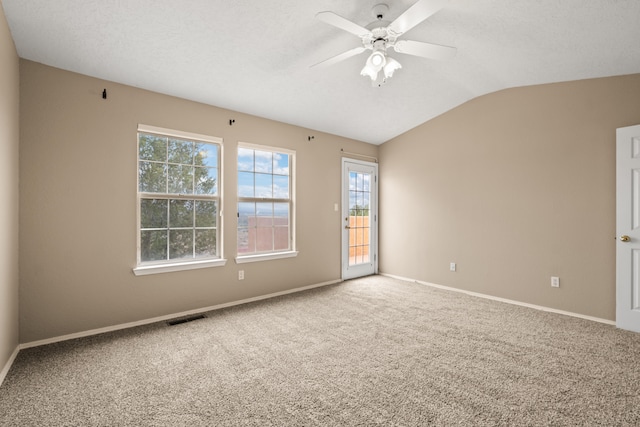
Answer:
620;235;631;242
345;225;351;229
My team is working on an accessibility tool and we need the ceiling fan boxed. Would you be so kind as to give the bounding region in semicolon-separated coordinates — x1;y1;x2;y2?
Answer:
312;0;456;87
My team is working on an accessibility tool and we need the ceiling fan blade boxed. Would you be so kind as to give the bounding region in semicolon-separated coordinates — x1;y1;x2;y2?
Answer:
316;11;372;38
310;47;367;69
387;0;449;37
393;39;456;60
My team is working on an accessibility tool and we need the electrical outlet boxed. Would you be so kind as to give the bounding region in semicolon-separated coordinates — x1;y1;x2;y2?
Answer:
239;270;244;280
450;262;456;272
551;276;560;288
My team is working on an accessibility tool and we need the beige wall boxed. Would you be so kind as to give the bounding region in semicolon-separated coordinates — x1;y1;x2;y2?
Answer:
15;51;640;343
19;60;377;343
0;0;20;371
379;74;640;321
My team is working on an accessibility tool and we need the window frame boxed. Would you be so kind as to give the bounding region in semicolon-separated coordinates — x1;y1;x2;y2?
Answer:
235;142;297;264
134;124;226;276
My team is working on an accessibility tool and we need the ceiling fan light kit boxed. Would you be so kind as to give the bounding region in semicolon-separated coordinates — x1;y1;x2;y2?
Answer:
313;0;456;87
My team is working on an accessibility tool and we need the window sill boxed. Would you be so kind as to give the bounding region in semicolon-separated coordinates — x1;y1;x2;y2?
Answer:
235;251;299;264
133;258;227;276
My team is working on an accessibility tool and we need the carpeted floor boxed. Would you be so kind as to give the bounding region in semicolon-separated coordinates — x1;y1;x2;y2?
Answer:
1;275;639;426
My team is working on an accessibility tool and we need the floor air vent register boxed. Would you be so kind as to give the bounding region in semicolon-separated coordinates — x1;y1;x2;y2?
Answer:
166;314;206;326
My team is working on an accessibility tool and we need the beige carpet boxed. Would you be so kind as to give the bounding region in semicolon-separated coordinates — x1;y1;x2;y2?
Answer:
1;275;639;426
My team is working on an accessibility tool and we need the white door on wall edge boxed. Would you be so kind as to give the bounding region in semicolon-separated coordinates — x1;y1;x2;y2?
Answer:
342;158;378;280
616;124;640;333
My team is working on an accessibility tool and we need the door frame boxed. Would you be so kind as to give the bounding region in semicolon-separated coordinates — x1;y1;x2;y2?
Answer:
341;158;378;280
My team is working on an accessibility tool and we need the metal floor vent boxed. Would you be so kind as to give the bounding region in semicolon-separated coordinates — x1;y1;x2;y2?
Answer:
167;314;206;326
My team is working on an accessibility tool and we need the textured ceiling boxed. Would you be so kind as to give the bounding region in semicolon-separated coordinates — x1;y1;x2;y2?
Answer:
3;0;640;144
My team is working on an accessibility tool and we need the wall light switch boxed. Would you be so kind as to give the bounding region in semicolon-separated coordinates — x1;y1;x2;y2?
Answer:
239;270;244;280
551;276;560;288
450;262;456;272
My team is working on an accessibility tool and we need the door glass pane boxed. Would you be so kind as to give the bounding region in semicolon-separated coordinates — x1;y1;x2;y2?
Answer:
349;170;372;267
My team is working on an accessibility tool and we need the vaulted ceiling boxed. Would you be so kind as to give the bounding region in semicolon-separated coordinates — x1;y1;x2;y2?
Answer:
3;0;640;144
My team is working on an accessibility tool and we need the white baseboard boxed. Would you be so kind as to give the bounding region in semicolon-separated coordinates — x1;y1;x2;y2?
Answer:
380;273;615;326
0;345;20;388
21;279;342;350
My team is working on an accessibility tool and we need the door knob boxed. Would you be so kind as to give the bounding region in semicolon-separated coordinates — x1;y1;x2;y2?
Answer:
620;235;631;242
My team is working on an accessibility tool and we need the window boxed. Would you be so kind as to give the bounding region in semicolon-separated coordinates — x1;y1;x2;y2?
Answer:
237;144;296;262
135;125;225;275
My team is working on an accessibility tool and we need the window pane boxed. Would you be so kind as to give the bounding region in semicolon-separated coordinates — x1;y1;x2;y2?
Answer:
168;139;193;164
140;199;168;228
138;129;221;266
238;172;255;197
139;134;166;162
238;148;254;171
168;164;194;194
237;146;294;257
274;227;289;251
256;203;273;227
256;227;273;252
255;173;273;198
195;143;217;167
254;150;273;173
195;230;216;257
238;202;255;227
169;230;193;259
238;228;251;253
273;153;289;176
170;199;194;228
141;230;167;262
195;201;216;227
195;166;217;195
273;175;289;199
274;203;289;226
139;162;167;193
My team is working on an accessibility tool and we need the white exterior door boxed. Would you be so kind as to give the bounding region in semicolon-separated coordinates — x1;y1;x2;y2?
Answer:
616;124;640;333
342;159;378;280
